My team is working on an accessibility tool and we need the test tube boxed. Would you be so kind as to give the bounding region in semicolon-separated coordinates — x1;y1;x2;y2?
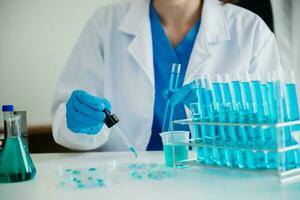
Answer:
194;75;213;164
285;70;300;168
190;102;205;163
272;71;297;170
240;73;257;169
162;64;181;132
204;75;222;166
285;70;300;123
221;73;244;167
230;73;247;168
211;74;227;166
250;72;269;168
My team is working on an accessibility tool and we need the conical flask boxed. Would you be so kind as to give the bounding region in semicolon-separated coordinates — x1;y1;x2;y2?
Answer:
0;114;36;183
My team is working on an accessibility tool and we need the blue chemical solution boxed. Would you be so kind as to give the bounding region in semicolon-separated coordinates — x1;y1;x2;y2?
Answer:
192;111;205;163
286;83;300;132
195;86;212;164
221;82;243;167
282;87;299;169
58;167;107;189
250;80;268;168
203;88;222;165
130;147;138;158
232;81;243;103
212;83;227;166
128;163;176;180
261;83;277;169
240;81;257;169
163;144;188;167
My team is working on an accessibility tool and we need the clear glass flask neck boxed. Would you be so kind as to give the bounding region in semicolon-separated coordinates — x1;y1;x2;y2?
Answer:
6;115;22;138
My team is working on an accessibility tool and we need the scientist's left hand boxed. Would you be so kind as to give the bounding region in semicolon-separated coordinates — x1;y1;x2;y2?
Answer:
66;90;111;134
163;81;197;108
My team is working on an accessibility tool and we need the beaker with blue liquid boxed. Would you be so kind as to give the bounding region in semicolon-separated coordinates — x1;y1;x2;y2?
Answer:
0;115;36;183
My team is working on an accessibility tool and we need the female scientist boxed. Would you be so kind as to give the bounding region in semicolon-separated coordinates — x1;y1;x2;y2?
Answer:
52;0;281;151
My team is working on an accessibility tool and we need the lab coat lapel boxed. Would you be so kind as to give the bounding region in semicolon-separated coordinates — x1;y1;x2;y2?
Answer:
118;0;154;86
184;0;231;84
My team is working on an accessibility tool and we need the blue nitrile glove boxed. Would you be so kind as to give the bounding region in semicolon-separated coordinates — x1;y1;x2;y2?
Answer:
162;81;197;108
66;90;111;134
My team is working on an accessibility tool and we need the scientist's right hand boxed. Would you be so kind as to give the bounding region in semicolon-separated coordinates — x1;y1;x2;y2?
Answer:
66;90;111;134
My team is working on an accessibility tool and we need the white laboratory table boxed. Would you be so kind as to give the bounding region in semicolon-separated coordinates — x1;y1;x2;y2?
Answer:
1;151;300;200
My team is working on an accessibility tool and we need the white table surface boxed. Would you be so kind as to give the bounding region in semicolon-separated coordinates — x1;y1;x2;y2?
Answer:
1;151;300;200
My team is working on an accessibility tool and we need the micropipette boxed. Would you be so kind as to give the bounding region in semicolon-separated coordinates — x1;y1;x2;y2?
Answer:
103;109;138;158
162;63;181;132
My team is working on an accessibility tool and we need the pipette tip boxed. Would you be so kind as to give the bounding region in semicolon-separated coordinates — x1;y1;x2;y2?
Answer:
130;146;138;158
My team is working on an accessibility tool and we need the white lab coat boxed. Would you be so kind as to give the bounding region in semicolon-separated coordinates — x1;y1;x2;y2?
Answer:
52;0;281;151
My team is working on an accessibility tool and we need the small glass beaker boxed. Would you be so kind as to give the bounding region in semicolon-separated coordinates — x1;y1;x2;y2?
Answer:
160;131;189;167
0;115;36;183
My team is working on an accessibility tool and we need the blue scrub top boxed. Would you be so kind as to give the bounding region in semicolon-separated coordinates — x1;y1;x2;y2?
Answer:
147;3;201;150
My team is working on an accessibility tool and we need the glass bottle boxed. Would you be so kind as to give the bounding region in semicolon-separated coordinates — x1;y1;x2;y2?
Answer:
0;115;36;183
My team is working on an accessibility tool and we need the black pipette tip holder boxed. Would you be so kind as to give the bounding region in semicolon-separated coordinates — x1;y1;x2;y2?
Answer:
103;108;119;128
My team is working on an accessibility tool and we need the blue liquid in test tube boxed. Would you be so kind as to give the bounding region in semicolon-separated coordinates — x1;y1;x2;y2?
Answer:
264;79;278;168
211;77;226;166
162;64;181;132
283;71;300;169
220;74;239;167
190;103;206;163
195;76;213;164
272;72;297;170
240;74;257;169
203;75;222;166
285;70;300;131
230;74;248;168
250;74;268;169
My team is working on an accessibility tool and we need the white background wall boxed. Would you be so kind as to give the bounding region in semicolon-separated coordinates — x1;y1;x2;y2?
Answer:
0;0;120;126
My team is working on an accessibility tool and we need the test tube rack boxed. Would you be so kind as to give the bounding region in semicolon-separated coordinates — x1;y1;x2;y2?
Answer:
170;119;300;185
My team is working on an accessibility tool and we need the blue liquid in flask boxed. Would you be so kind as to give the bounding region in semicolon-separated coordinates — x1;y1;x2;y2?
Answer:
0;137;36;183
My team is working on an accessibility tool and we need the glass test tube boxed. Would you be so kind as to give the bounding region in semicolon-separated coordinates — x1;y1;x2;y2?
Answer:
204;75;223;166
162;64;181;132
230;73;247;168
250;72;269;168
272;71;297;170
240;73;257;169
221;73;243;167
194;75;213;164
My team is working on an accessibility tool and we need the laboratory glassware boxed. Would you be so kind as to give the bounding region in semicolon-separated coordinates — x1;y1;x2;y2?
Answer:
0;114;36;183
103;108;138;158
160;131;189;167
162;63;181;132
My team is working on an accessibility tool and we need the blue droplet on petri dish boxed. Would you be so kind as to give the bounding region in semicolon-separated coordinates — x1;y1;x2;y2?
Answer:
72;170;81;175
65;168;72;173
96;179;104;186
77;183;86;188
88;168;97;172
